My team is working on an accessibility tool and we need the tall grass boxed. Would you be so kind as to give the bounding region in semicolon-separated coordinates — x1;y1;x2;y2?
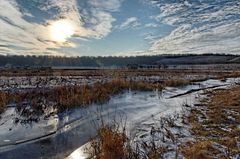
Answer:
88;120;169;159
55;79;163;111
0;80;161;115
91;125;127;159
0;79;192;115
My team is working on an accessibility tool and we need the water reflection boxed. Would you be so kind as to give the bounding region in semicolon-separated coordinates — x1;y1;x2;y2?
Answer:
66;143;91;159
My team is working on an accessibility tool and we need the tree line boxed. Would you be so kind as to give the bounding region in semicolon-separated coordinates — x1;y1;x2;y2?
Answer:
0;54;238;67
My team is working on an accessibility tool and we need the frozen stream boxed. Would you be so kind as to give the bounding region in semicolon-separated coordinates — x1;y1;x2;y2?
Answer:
0;78;239;159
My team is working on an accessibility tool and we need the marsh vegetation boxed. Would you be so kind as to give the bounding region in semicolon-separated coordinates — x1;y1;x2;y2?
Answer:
0;68;240;159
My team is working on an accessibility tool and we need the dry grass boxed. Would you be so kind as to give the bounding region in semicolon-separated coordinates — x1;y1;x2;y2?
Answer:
206;87;240;125
89;122;169;159
91;125;127;159
162;79;190;87
1;67;239;115
2;67;240;78
0;80;162;115
181;86;240;158
180;140;218;159
55;79;163;111
90;90;240;159
0;78;193;116
0;92;7;114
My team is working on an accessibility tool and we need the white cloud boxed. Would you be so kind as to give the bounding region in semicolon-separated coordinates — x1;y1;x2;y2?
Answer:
88;10;116;39
150;22;240;54
0;0;123;55
146;0;240;54
143;33;160;44
114;50;152;56
117;17;141;29
88;0;123;12
0;1;62;55
145;23;159;28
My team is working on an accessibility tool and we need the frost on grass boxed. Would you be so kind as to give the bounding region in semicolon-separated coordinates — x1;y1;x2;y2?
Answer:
87;104;194;159
86;82;240;159
181;86;240;158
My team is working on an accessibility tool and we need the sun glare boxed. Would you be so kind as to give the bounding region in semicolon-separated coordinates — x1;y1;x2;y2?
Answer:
50;20;74;42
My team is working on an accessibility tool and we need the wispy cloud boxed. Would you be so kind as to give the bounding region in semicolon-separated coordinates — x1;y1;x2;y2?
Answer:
146;0;240;54
117;17;141;30
0;1;59;55
145;23;159;28
88;0;123;12
1;0;239;56
0;0;123;55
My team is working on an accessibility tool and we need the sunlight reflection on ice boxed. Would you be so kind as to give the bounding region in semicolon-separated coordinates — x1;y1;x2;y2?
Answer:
66;143;91;159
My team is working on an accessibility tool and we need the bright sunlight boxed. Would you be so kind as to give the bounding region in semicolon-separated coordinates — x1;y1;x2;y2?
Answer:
50;20;74;42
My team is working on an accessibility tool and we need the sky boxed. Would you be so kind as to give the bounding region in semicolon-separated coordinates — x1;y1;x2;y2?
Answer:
0;0;239;56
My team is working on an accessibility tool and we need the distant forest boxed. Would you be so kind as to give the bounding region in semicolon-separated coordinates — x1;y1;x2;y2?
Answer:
0;54;239;67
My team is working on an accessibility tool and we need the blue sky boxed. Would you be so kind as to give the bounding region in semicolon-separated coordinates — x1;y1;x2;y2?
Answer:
0;0;239;56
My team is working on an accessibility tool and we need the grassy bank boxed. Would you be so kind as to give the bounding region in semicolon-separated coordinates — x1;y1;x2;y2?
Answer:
87;84;240;159
181;86;240;158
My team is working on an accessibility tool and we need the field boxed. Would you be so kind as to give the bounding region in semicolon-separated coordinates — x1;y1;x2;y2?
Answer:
0;66;240;159
1;0;240;158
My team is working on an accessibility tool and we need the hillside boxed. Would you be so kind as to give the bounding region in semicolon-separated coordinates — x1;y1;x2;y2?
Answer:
154;55;238;65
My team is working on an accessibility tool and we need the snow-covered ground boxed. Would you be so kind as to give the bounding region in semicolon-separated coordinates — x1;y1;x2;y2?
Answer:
0;78;239;159
0;74;213;91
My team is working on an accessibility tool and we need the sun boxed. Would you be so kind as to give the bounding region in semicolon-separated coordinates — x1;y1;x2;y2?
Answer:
50;20;74;42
